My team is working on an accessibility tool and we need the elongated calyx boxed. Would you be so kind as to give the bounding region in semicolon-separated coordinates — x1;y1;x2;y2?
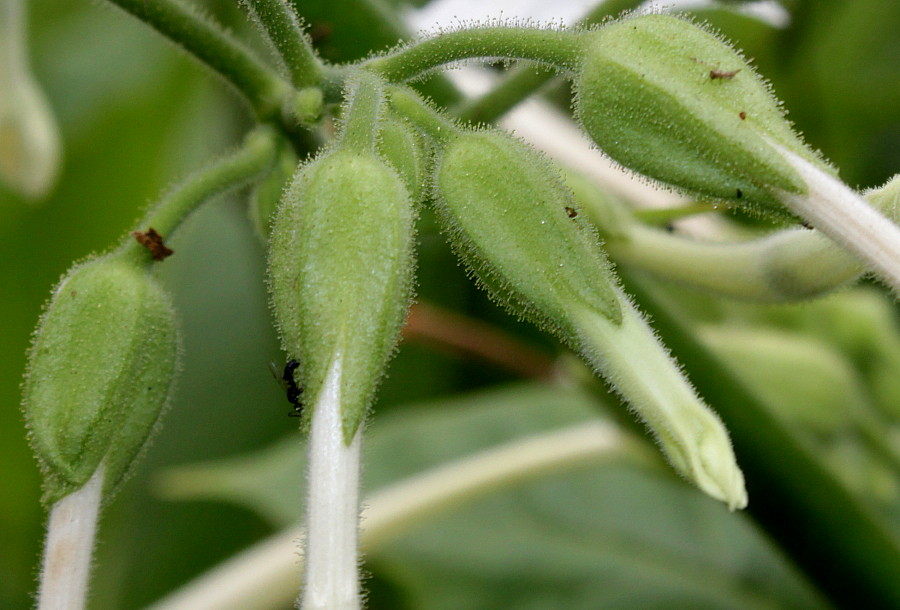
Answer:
574;14;832;215
268;149;415;441
434;127;746;509
23;256;179;504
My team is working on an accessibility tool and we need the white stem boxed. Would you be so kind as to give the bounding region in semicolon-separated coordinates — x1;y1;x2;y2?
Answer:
776;148;900;296
37;465;105;610
301;355;362;610
148;421;629;610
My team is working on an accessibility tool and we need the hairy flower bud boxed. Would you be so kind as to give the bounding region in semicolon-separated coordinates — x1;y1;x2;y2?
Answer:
23;256;179;504
268;149;415;440
573;14;831;215
435;129;621;335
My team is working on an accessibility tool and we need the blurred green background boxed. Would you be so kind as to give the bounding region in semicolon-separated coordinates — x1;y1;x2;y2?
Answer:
2;0;898;607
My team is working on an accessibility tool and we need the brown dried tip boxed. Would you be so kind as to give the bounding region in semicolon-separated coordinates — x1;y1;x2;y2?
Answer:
131;228;174;261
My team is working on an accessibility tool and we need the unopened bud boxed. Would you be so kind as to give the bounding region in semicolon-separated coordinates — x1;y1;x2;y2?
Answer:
573;14;831;215
268;149;415;440
435;129;621;336
23;255;179;504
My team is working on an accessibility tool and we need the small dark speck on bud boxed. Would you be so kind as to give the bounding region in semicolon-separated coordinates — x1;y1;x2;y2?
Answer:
710;69;740;80
565;206;578;218
736;188;743;198
739;111;747;120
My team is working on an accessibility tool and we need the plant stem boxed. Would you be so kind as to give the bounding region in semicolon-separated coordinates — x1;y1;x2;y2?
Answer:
365;27;582;84
148;422;635;610
775;147;900;296
104;0;288;120
37;465;104;610
241;0;323;88
301;356;362;610
119;126;278;265
453;0;643;124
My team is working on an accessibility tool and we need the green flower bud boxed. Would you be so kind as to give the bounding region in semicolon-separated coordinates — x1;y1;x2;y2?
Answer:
23;255;179;504
268;149;415;441
248;135;298;241
573;14;832;215
435;129;622;336
377;117;429;203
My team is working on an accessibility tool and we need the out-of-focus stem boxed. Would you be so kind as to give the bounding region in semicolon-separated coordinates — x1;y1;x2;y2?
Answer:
149;422;633;610
301;356;362;610
104;0;288;120
403;301;555;380
37;465;105;610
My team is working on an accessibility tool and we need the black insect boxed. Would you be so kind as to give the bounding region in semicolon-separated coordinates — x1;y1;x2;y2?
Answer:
271;359;304;417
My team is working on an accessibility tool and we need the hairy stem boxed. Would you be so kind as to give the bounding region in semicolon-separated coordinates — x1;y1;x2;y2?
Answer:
120;126;278;265
454;0;643;124
37;465;104;610
775;147;900;296
242;0;323;88
301;356;362;610
365;27;582;84
104;0;288;120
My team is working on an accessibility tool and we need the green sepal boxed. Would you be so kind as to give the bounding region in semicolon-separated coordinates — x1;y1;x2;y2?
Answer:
23;255;179;505
574;14;833;216
248;134;298;241
377;116;429;203
268;149;416;441
434;129;622;342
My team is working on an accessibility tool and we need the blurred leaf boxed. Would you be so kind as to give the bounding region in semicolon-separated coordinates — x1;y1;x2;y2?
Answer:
160;382;825;609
